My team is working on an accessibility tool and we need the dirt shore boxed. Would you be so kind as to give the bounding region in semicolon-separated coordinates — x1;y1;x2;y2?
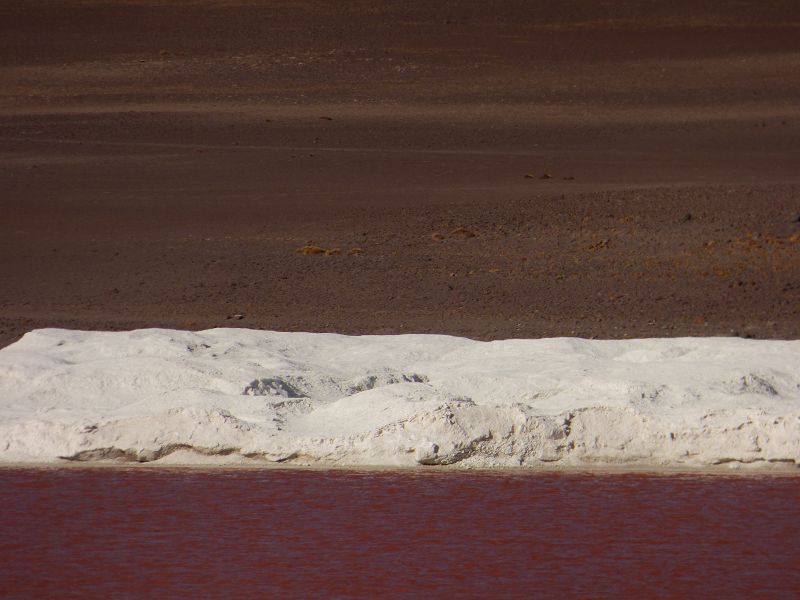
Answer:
2;1;799;347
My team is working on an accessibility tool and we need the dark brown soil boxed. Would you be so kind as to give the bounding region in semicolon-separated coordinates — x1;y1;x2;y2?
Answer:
2;0;799;347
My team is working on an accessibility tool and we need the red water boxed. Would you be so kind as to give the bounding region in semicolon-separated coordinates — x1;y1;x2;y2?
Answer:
1;468;798;599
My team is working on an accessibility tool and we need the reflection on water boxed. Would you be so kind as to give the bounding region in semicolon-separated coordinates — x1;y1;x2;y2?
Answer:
1;467;798;598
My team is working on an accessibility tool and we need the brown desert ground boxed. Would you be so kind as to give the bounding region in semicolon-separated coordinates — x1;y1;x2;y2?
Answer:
1;0;799;348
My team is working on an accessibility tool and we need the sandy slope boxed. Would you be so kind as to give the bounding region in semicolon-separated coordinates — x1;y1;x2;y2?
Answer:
1;328;798;470
1;1;800;347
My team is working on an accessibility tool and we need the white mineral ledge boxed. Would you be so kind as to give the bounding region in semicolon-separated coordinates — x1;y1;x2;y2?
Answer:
0;328;798;472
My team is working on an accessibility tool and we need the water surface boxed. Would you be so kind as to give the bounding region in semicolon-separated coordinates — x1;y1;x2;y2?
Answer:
1;467;797;598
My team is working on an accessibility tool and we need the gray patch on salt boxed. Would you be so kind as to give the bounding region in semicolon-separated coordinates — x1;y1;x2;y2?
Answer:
243;377;304;398
343;371;429;396
734;374;778;397
415;442;439;464
62;444;247;463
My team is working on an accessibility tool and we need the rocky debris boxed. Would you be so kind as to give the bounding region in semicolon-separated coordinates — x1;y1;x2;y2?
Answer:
431;228;476;241
298;245;326;255
449;227;477;239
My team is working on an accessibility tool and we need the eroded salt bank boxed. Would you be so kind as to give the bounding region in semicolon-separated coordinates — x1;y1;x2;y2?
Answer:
0;328;798;470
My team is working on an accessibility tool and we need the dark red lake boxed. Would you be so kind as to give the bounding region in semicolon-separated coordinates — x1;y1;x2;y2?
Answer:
1;467;798;599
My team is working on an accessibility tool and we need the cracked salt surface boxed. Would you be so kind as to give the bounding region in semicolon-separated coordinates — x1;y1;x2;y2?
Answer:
0;328;798;471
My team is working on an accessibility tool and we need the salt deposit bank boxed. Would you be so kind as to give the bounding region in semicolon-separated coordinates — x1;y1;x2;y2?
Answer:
1;329;798;471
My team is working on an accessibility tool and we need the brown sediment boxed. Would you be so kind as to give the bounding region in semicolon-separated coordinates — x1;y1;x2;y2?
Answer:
1;0;799;348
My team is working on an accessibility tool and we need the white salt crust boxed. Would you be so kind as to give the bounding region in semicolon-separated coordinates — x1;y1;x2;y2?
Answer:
1;328;798;471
